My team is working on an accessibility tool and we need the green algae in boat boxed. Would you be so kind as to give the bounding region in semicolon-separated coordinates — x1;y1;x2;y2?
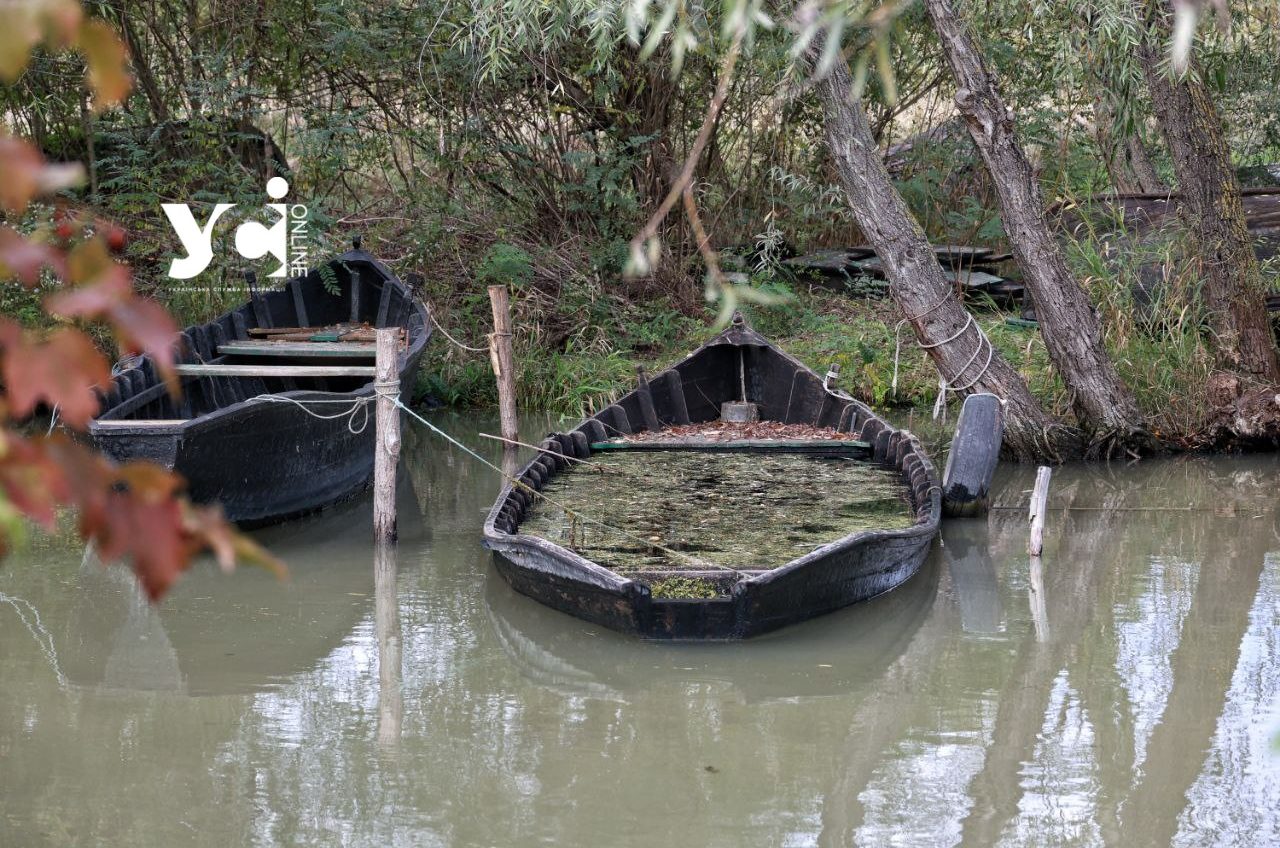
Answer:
520;451;914;579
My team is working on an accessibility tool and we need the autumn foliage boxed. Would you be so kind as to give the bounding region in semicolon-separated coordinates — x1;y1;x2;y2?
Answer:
0;0;281;598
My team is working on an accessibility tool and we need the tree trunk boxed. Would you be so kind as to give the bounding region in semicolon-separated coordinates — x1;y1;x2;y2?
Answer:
1123;127;1167;194
112;3;171;124
923;0;1149;447
1135;1;1280;385
811;45;1077;461
1093;93;1166;194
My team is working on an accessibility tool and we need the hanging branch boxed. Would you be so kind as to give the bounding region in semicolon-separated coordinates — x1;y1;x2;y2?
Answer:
626;22;745;285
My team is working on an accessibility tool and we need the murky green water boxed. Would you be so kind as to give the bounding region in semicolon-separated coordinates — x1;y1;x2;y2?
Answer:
520;450;914;578
2;412;1279;846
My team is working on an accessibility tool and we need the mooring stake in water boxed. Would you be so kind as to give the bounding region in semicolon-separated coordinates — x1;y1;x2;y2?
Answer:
1028;465;1052;557
374;327;402;542
488;285;519;445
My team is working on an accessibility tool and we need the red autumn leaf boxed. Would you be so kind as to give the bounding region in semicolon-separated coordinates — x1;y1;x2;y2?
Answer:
0;136;44;214
73;456;189;600
104;290;179;369
75;19;131;111
6;434;286;601
0;226;66;286
45;267;130;314
96;491;189;600
39;0;84;51
0;321;109;428
117;460;183;500
0;433;69;528
183;503;286;579
40;433;113;535
46;249;179;382
0;4;44;82
62;236;126;288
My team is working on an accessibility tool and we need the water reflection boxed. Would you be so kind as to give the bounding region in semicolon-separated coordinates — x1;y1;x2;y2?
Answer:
0;420;1278;847
375;541;402;752
61;496;382;695
484;552;941;702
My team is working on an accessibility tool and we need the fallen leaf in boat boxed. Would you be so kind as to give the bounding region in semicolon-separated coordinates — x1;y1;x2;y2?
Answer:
620;420;861;443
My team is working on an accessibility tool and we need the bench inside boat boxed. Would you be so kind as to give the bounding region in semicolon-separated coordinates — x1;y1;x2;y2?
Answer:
94;262;414;426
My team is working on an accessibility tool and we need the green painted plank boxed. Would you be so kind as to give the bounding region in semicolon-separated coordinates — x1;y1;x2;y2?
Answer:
219;341;376;358
175;363;375;377
589;439;871;453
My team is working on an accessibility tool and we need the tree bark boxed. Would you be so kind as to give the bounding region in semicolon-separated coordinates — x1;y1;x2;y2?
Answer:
922;0;1149;446
1134;1;1280;385
1122;127;1166;194
811;44;1077;461
1092;93;1166;194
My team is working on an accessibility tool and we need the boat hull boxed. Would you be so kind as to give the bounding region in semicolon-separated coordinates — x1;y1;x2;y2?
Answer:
482;317;941;640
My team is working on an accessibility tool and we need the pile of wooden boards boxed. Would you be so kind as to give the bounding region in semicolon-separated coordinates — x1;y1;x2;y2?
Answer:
782;244;1025;308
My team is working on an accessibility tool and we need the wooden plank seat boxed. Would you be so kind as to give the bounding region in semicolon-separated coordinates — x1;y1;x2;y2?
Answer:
174;364;376;377
246;323;400;344
218;341;377;358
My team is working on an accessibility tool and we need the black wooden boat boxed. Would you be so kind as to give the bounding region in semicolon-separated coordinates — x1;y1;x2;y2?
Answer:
89;244;430;526
482;315;943;640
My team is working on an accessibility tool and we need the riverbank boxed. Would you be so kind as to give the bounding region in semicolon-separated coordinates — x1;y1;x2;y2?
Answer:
411;275;1251;452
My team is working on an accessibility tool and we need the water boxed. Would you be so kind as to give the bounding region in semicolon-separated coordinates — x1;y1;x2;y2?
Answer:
2;412;1278;847
520;450;913;579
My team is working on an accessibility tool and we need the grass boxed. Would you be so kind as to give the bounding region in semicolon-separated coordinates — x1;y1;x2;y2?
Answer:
411;243;1238;450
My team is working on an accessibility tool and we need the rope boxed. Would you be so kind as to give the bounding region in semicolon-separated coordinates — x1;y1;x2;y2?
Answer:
891;291;954;397
890;290;998;420
424;305;489;352
476;432;615;473
390;396;736;575
247;393;373;434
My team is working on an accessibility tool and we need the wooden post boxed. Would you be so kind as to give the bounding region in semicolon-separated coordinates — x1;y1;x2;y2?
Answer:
488;285;518;443
373;327;401;542
1027;465;1051;557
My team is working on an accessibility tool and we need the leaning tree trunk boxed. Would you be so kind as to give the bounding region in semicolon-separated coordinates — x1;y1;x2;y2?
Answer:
812;47;1078;461
1134;1;1280;385
923;0;1149;447
1092;93;1167;194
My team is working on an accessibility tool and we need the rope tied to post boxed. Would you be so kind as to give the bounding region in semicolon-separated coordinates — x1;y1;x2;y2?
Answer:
422;302;490;353
422;300;518;354
249;393;374;435
891;289;997;421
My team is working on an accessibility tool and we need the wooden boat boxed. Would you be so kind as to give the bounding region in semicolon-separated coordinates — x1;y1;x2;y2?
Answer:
89;243;430;526
482;315;943;640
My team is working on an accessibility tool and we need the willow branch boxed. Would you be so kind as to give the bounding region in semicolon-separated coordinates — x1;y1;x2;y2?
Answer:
628;24;745;274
